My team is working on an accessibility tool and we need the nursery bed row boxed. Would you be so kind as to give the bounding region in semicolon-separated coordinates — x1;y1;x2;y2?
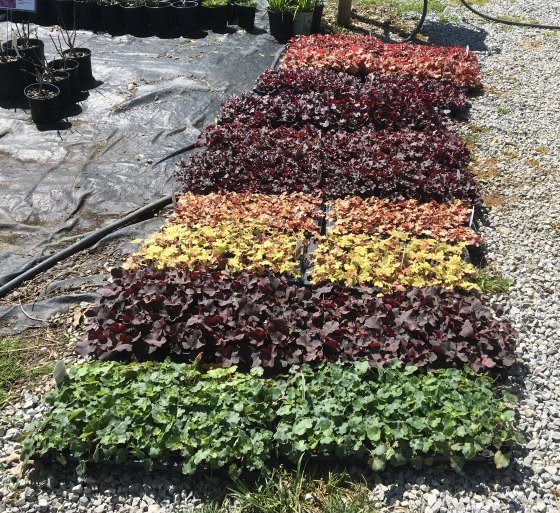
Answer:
221;69;467;132
125;221;481;290
78;267;516;372
174;192;481;244
254;68;468;113
22;361;517;476
176;123;480;204
281;34;481;88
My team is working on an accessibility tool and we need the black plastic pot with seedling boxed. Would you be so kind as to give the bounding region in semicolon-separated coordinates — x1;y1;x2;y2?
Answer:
98;0;126;35
24;60;62;125
201;0;228;31
172;0;201;37
267;0;293;42
236;0;256;31
146;0;173;38
2;23;45;77
121;0;150;36
0;48;27;99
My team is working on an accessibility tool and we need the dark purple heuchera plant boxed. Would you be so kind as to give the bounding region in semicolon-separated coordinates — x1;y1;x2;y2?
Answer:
79;267;516;373
255;67;468;113
176;123;481;205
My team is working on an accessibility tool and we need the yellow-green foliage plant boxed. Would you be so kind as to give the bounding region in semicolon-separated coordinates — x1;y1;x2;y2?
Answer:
310;232;480;291
125;222;306;278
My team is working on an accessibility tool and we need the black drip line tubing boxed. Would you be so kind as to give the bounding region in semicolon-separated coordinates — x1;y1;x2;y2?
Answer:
402;0;560;42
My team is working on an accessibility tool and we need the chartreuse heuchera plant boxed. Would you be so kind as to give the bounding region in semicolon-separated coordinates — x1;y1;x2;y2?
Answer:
21;361;518;476
310;233;479;290
125;222;305;278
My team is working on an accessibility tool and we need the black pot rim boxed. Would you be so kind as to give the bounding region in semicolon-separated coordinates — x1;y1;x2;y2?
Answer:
50;58;80;71
63;47;92;57
24;82;60;99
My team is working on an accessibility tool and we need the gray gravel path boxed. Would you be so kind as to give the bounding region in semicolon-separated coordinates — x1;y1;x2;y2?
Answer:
1;1;560;512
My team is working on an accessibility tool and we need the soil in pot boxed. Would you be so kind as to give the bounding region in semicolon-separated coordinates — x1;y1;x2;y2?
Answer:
24;82;61;124
121;1;150;36
2;38;45;68
268;10;292;42
206;5;227;31
0;51;27;99
43;70;72;105
50;58;80;98
99;1;125;35
147;1;172;38
173;1;200;36
62;48;94;85
293;10;313;35
236;2;255;30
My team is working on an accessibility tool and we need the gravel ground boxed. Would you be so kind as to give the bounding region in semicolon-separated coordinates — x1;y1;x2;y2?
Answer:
2;1;560;512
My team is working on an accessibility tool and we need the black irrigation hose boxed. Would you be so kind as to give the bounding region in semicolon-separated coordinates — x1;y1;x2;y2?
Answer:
0;195;173;300
458;0;560;30
401;0;560;42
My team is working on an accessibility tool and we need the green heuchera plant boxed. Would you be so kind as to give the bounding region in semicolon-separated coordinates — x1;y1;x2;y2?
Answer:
22;361;518;475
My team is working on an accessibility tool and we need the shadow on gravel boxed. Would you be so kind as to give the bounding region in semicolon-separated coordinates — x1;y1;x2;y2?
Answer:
421;20;491;52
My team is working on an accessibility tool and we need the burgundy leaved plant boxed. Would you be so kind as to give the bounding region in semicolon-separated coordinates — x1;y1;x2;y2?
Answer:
176;123;481;205
79;267;516;373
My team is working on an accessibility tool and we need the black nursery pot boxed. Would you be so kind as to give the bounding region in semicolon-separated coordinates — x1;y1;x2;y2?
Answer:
207;4;227;32
2;38;45;68
45;70;72;105
121;3;150;36
236;4;255;30
51;0;76;28
62;48;94;85
147;2;172;38
0;52;27;99
268;10;292;42
310;2;322;33
226;0;236;24
24;83;60;124
50;58;80;97
75;0;100;31
99;2;125;35
172;1;200;36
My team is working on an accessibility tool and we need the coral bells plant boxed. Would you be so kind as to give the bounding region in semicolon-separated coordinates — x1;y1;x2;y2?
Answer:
79;268;516;372
125;222;306;278
326;197;482;245
281;34;482;88
173;192;322;235
176;124;323;196
219;86;447;132
255;67;468;113
176;124;481;205
309;233;479;291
